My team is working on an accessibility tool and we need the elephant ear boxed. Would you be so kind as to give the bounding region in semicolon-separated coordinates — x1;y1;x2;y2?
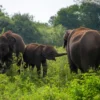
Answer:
42;45;52;58
0;36;8;43
41;45;56;60
7;36;16;50
41;45;47;58
63;30;74;48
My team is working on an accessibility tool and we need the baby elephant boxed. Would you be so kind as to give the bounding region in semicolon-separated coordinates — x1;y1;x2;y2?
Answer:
23;43;67;77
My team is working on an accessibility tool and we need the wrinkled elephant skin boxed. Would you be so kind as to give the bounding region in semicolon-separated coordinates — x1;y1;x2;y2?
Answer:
23;43;67;77
0;30;25;73
63;27;100;73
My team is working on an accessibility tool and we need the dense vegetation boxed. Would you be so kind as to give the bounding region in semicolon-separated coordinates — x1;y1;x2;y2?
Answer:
0;0;100;99
0;47;100;100
0;0;100;46
0;6;66;46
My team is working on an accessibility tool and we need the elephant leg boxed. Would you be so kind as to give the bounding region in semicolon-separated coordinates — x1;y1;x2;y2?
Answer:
68;58;78;73
0;62;3;72
17;53;23;66
42;60;47;77
70;64;78;73
0;60;7;73
36;64;41;78
17;59;24;74
67;51;78;73
2;61;12;73
0;63;6;74
80;59;89;73
94;59;100;71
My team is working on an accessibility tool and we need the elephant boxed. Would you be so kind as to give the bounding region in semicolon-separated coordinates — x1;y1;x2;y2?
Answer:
0;30;25;73
63;27;100;73
23;43;67;77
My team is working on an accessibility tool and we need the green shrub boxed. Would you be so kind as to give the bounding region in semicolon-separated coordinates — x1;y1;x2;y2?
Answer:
0;47;100;100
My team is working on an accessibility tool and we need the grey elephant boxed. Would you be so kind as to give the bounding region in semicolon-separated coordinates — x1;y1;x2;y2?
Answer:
23;43;67;77
0;30;25;73
63;27;100;73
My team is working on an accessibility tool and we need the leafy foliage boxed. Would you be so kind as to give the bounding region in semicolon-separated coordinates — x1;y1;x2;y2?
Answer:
11;13;42;43
52;2;100;30
0;2;100;99
0;47;100;100
79;2;100;29
53;5;80;29
0;8;66;46
37;23;66;46
75;0;100;5
1;2;100;46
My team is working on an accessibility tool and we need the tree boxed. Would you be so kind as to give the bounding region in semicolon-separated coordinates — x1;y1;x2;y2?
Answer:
52;4;81;29
0;5;13;33
48;16;55;26
12;13;42;43
51;1;100;30
79;2;100;29
74;0;100;5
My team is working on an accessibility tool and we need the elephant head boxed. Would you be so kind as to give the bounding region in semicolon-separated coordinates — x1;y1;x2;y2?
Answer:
42;45;67;60
0;30;25;73
0;36;9;60
63;30;74;48
0;32;16;60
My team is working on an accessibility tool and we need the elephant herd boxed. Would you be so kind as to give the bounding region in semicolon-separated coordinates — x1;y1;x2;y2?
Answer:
0;30;66;77
0;27;100;77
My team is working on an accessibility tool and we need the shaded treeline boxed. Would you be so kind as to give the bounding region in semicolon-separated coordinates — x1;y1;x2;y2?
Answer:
50;1;100;30
0;0;100;46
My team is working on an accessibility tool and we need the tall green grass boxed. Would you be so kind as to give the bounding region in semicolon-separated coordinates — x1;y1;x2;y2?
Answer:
0;47;100;100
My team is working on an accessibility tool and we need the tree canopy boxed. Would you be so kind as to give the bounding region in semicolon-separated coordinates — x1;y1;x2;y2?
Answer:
51;1;100;30
0;1;100;46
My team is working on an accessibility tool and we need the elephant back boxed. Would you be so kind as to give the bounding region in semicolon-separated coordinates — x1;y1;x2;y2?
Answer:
2;30;25;54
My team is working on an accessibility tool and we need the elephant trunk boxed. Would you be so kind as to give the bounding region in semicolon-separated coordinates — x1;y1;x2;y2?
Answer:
55;53;67;57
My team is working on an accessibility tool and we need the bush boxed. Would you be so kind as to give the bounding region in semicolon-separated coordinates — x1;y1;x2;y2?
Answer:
0;47;100;100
